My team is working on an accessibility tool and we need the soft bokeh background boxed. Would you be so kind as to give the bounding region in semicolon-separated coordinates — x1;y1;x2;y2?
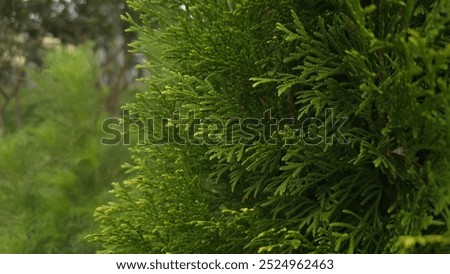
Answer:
0;0;141;253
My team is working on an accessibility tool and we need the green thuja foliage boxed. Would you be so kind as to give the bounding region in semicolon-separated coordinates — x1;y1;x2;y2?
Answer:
0;45;128;253
89;0;450;253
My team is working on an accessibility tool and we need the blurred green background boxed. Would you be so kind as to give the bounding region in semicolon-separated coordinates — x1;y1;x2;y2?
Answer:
0;0;139;253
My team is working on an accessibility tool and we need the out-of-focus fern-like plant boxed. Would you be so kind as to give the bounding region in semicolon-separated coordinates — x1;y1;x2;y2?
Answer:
0;45;129;253
88;0;450;253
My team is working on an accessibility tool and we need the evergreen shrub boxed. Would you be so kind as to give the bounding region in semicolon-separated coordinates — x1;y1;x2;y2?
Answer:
88;0;450;253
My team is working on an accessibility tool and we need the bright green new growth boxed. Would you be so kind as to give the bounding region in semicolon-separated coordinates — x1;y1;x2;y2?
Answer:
88;0;450;253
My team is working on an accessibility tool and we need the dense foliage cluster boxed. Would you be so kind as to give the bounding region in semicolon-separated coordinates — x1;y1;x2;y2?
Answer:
89;0;450;253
